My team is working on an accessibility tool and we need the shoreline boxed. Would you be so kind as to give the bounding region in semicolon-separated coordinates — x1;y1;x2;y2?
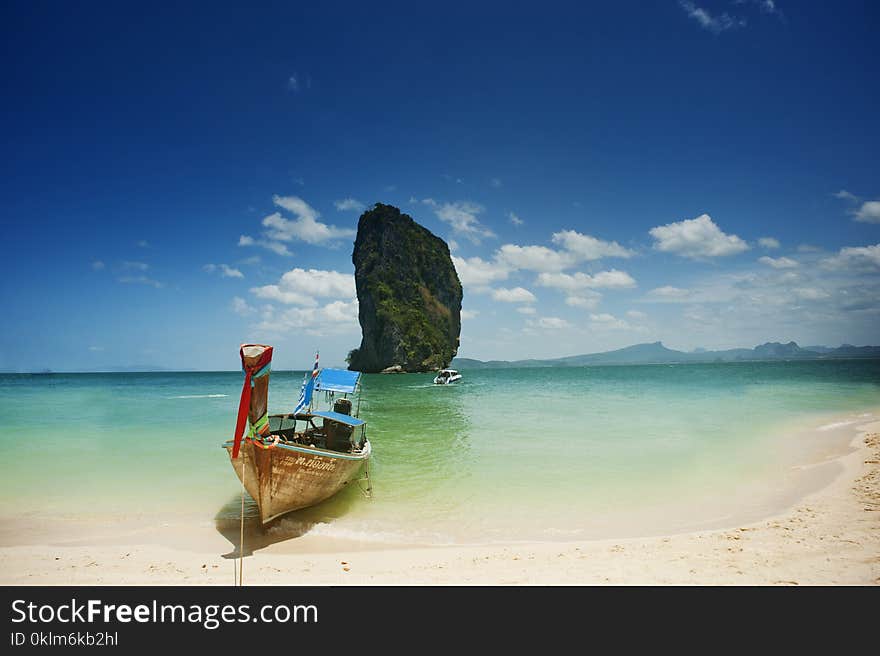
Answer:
1;411;878;585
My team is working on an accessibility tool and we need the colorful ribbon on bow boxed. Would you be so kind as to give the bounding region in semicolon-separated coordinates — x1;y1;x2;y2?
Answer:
232;344;273;459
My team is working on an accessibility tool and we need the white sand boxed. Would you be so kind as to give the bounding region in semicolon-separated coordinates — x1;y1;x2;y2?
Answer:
2;419;878;586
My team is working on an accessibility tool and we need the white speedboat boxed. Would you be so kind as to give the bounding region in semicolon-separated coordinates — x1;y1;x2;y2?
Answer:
433;369;462;385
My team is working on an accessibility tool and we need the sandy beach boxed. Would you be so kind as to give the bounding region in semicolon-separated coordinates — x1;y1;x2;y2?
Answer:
1;415;878;586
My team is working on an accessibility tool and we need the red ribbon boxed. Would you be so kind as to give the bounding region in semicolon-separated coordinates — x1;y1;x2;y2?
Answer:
231;344;273;459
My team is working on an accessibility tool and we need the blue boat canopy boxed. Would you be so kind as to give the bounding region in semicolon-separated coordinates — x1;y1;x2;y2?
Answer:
310;410;366;427
314;368;361;394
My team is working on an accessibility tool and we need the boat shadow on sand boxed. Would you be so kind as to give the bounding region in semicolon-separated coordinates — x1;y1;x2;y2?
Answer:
213;483;365;558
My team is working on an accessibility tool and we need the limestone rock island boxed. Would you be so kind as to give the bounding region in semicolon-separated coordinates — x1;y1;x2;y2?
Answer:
347;203;462;373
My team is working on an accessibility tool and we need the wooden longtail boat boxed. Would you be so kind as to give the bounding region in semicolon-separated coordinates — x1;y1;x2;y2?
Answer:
222;345;371;524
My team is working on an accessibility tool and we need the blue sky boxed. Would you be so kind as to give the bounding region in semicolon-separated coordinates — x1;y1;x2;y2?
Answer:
1;1;878;371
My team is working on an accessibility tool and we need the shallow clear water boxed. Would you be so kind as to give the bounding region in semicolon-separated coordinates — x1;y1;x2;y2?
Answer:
1;360;878;545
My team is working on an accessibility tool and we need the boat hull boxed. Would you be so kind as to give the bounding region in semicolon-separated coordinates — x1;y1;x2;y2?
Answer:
223;439;370;524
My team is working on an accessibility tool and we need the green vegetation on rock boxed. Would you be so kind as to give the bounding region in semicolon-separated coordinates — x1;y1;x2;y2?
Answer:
347;203;462;373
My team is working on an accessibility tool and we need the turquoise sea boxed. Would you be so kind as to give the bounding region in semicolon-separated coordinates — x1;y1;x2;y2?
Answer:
1;360;879;547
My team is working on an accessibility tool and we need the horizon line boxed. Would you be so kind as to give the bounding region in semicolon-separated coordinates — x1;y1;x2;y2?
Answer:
6;339;879;374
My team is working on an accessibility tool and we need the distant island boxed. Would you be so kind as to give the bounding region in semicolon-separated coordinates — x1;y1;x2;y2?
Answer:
452;341;880;369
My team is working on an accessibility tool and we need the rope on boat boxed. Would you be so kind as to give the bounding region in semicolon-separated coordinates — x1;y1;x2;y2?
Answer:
246;434;279;450
238;452;245;586
358;458;373;498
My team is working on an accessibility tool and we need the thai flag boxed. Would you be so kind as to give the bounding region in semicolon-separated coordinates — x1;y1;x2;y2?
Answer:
293;351;319;415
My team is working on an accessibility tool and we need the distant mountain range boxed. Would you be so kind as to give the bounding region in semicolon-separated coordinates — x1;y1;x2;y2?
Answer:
452;341;880;369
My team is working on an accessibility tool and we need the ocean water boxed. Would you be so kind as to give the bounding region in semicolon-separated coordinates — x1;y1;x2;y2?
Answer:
1;360;878;546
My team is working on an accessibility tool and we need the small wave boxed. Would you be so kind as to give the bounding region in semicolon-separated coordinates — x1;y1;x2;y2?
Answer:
817;419;856;432
304;521;455;545
169;394;229;399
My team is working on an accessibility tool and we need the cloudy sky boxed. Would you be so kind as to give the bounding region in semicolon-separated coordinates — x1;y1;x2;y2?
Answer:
1;1;878;371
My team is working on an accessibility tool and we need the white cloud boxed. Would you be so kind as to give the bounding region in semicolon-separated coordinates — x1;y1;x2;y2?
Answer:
508;212;524;226
536;269;636;290
551;230;635;260
589;312;639;331
495;244;576;272
456;228;637;298
565;292;602;309
448;240;459;252
119;276;163;288
250;268;356;307
854;201;880;224
492;287;537;303
821;244;880;271
271;268;354;298
265;195;356;244
758;237;780;249
494;229;638;278
516;306;537;315
262;240;293;256
647;286;691;301
679;1;746;33
834;189;859;202
91;260;105;271
240;196;356;253
334;198;366;212
461;309;480;320
255;300;359;337
231;296;255;316
600;253;880;351
527;316;571;330
758;256;798;269
587;270;637;289
238;233;292;256
626;310;647;320
757;0;779;15
204;263;244;278
794;287;830;300
537;271;589;291
649;214;749;258
272;194;321;221
121;261;149;271
287;74;310;92
423;199;495;243
452;255;510;287
250;286;316;306
736;0;782;16
88;345;104;352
